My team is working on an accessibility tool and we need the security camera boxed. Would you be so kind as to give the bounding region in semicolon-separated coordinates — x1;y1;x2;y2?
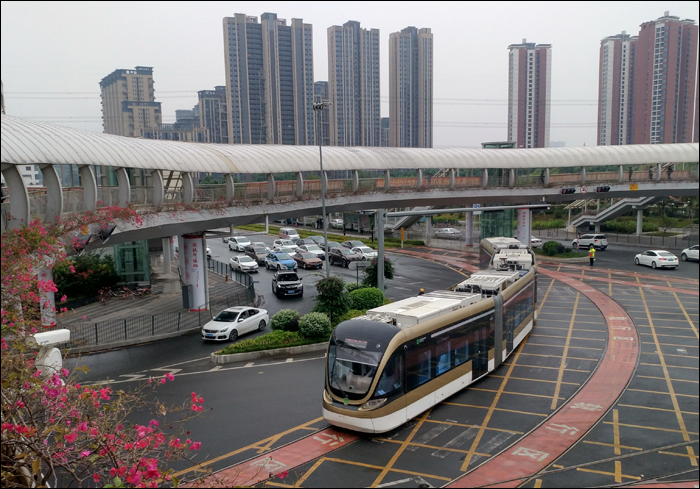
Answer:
25;329;71;347
26;329;70;378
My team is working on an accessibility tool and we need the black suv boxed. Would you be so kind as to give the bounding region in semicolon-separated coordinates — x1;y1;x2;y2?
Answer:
328;247;362;267
245;244;269;265
272;271;303;298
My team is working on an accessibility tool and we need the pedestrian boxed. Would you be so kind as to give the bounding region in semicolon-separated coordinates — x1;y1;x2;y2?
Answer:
426;172;432;186
628;167;633;181
360;225;364;236
667;166;673;180
539;169;545;185
648;166;654;180
418;288;425;296
588;245;596;267
577;231;581;239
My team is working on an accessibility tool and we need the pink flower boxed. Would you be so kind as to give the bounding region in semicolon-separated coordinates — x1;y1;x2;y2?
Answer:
80;450;91;458
165;373;175;381
92;474;101;483
277;470;288;479
64;433;77;443
82;315;86;319
99;388;110;400
160;378;166;385
60;295;67;303
190;441;201;450
61;368;69;377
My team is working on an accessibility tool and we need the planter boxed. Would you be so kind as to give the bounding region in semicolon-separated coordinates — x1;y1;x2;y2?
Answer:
211;342;327;364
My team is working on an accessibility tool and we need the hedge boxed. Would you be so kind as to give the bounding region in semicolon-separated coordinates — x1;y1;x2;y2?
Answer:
349;287;384;310
270;309;300;332
299;312;333;339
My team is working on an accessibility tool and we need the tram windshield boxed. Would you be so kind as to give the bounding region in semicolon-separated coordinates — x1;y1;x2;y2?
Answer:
328;342;382;396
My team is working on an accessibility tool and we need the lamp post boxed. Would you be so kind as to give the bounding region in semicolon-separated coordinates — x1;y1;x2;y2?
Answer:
313;101;331;277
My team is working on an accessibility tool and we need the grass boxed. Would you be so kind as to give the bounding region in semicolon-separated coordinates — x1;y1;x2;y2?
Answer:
648;232;682;237
216;329;328;355
533;249;588;259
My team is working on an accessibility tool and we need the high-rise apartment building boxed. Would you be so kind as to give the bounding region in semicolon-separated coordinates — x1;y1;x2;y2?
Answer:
599;12;698;145
507;40;551;148
198;86;229;144
598;31;637;145
327;21;380;146
99;66;162;137
223;13;315;145
388;27;433;148
380;117;390;147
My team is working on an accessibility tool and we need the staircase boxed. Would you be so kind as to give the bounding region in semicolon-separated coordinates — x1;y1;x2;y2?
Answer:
571;196;662;228
387;169;452;230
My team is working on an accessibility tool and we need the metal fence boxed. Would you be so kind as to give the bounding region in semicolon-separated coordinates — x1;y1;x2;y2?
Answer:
63;260;256;350
533;228;698;249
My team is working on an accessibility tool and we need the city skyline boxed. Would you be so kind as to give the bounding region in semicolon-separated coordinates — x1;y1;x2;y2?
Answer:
1;1;697;148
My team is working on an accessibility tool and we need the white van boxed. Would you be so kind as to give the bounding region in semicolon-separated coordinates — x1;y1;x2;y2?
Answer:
279;227;300;241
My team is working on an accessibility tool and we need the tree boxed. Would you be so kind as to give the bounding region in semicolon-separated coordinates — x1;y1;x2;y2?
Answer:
362;257;395;289
313;276;350;324
1;210;208;488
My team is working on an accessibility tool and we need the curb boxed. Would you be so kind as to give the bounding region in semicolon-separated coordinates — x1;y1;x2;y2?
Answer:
210;342;327;364
535;255;590;263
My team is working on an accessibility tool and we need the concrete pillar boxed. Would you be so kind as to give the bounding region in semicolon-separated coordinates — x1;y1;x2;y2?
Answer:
38;164;64;223
162;237;172;273
636;209;644;236
464;211;473;247
114;167;131;206
78;165;98;211
417;169;423;188
150;169;164;207
596;199;600;214
295;172;304;198
481;169;489;189
594;224;601;233
181;233;207;311
656;163;662;182
426;215;432;245
182;172;194;203
265;215;269;234
581;167;586;185
508;169;516;187
384;170;391;190
225;174;235;202
1;165;30;230
448;169;455;189
352;170;359;192
544;168;550;186
267;174;276;200
377;210;385;292
567;208;572;229
38;268;56;329
618;165;624;182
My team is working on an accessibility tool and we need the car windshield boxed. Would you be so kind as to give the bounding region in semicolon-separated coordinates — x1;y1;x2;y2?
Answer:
659;252;675;257
357;247;373;253
281;240;295;246
213;310;239;322
278;273;299;282
238;238;251;244
239;256;254;263
305;245;321;251
339;249;354;255
299;253;316;259
276;253;292;260
327;242;340;247
252;247;266;253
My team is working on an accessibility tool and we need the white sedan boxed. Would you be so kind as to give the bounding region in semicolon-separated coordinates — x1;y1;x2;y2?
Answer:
634;250;679;270
228;237;251;252
201;307;269;342
681;245;698;262
229;255;259;273
529;237;543;248
352;246;377;260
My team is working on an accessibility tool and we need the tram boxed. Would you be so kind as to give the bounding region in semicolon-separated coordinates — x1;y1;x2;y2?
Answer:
322;237;537;433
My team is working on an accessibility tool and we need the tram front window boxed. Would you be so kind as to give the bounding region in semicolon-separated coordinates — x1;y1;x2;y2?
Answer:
328;342;382;398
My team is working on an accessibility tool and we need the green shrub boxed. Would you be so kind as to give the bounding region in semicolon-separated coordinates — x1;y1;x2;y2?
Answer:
542;241;565;256
349;287;384;310
270;309;300;332
298;312;333;339
532;220;565;230
216;330;311;355
53;252;121;299
314;276;350;323
333;309;367;327
345;283;365;293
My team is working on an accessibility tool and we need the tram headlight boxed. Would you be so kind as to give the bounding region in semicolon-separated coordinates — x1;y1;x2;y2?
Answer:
359;398;387;411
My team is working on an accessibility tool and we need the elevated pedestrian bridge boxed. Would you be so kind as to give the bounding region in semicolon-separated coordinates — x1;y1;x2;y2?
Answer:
1;115;698;245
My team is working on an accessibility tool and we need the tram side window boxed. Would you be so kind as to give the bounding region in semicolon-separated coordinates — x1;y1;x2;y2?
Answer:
435;338;451;376
406;344;432;390
374;353;403;397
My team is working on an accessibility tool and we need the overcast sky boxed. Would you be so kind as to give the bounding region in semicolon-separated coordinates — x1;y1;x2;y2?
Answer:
1;1;697;148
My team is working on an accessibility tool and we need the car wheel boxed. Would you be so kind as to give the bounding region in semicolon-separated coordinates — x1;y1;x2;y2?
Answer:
303;263;307;269
258;320;266;331
277;264;282;270
229;329;238;342
652;261;657;269
572;243;578;249
681;253;687;261
635;257;640;265
343;259;349;268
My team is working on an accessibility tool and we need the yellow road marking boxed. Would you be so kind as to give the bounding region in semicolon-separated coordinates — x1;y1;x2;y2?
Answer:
617;403;697;415
627;388;698;398
377;438;493;456
612;409;621;455
519;352;598;362
530;333;606;341
640;363;698;370
671;291;699;340
552;293;580;410
657;450;699;466
614;461;623;483
442;401;548;417
324;457;452;481
421;418;523;434
525;342;603;351
503;362;590;373
577;467;640;480
602;421;698;435
637;375;698;384
583;440;641;451
490;375;580;386
470;387;566;400
534;478;543;488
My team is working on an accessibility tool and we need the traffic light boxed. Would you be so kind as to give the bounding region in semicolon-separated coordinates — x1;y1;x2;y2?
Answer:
596;186;610;193
561;188;576;195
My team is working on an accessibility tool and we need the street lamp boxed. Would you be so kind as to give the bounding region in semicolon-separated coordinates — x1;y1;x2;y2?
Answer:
313;101;331;277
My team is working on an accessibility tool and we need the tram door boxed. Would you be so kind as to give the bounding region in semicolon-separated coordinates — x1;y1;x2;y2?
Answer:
469;324;489;380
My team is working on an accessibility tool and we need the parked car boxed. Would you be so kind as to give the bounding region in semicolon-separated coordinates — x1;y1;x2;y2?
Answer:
201;307;269;342
222;235;229;243
634;250;678;269
292;252;323;269
279;227;300;241
330;219;344;229
434;228;462;239
244;244;269;264
251;242;270;252
342;240;365;249
306;235;326;245
529;236;543;248
328;247;362;267
572;234;608;250
322;241;342;252
228;236;251;252
352;246;377;260
299;244;325;260
680;245;699;262
229;255;259;273
273;239;300;252
264;252;297;271
272;271;303;298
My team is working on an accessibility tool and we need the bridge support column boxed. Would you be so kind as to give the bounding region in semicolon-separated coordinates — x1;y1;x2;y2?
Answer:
426;215;432;245
464;211;473;247
151;169;164;207
38;267;56;329
38;164;64;223
267;174;276;200
449;169;455;189
384;170;391;191
0;164;30;231
182;172;194;203
544;168;550;186
352;171;359;192
656;163;662;182
515;208;532;246
225;174;235;202
181;233;208;311
618;165;624;182
295;172;304;198
481;169;488;189
636;209;643;236
115;167;131;207
78;165;98;211
581;167;586;185
265;215;269;234
162;237;172;273
377;209;385;292
595;224;601;233
417;169;423;188
508;169;516;187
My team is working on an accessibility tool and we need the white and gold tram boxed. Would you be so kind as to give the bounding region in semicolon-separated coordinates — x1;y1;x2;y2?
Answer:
322;237;538;433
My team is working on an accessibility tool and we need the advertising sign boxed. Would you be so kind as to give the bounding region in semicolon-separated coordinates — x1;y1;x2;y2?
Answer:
182;234;206;311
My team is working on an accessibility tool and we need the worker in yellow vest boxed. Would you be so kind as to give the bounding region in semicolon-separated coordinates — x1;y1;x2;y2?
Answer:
589;245;596;267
